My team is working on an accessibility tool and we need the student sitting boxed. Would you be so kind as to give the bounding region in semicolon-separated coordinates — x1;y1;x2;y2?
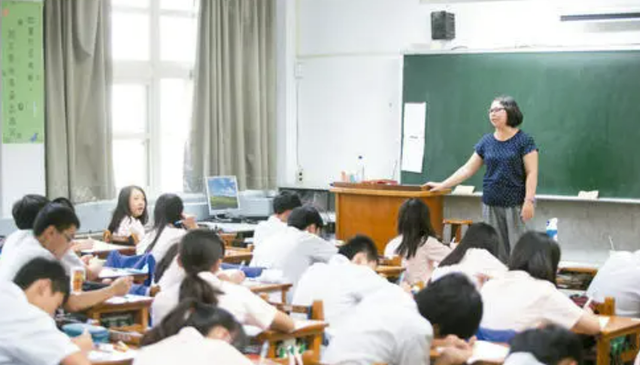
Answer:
107;185;149;241
480;232;600;335
137;299;251;365
1;194;50;253
384;198;452;285
136;193;197;263
505;325;583;365
292;235;390;337
0;258;93;365
0;204;132;311
152;229;294;332
250;206;337;295
431;223;507;288
586;250;640;318
253;191;302;249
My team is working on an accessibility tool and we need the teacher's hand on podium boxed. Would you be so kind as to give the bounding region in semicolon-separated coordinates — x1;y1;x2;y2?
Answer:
422;181;446;191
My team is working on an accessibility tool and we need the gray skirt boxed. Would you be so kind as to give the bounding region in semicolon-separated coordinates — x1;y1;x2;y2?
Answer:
482;203;529;263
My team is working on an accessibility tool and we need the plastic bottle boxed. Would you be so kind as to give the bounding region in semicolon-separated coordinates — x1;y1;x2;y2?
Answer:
357;155;365;182
546;218;558;241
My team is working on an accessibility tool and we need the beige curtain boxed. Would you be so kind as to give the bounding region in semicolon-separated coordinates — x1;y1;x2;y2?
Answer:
44;0;114;202
185;0;276;192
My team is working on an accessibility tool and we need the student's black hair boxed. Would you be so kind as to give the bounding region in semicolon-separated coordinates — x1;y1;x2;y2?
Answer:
13;257;71;305
509;325;583;365
108;185;149;234
273;191;302;215
287;205;324;231
12;194;50;230
493;95;524;127
338;235;379;263
178;229;224;305
52;197;75;212
33;203;81;236
141;298;247;349
395;198;439;259
154;243;180;284
439;223;501;267
508;231;560;285
416;273;483;340
145;194;184;254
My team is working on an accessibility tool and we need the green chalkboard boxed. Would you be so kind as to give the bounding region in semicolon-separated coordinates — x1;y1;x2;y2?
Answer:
1;0;44;144
401;50;640;199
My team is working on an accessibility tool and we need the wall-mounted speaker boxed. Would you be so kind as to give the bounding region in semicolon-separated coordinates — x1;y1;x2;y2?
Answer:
431;11;455;40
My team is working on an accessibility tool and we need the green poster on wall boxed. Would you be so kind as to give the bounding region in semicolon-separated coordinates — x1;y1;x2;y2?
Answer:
1;0;44;144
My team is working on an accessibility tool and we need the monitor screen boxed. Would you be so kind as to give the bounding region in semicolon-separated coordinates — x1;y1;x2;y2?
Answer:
205;176;240;215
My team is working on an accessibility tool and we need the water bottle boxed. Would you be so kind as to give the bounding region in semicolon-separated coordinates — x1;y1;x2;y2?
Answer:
357;155;365;182
546;218;558;241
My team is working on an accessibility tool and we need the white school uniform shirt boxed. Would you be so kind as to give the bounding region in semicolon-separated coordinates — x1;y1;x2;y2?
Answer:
431;248;507;288
114;216;146;240
252;215;287;249
136;226;185;263
250;226;338;296
587;251;640;318
152;271;277;329
0;282;80;365
133;327;252;365
480;270;584;332
323;284;433;365
385;235;452;285
292;254;390;337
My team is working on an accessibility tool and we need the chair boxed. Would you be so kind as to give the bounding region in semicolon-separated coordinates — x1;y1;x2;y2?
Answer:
379;255;402;266
594;297;616;316
442;219;473;244
103;230;139;246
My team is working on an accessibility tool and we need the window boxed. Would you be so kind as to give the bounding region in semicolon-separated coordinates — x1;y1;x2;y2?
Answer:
111;0;198;194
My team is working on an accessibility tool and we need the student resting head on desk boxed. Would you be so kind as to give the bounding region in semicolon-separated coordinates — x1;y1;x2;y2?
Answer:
253;191;302;249
505;325;583;365
0;257;93;365
107;185;149;241
136;193;197;263
384;198;452;285
431;222;507;288
152;229;295;332
137;298;252;365
0;203;132;312
480;232;600;337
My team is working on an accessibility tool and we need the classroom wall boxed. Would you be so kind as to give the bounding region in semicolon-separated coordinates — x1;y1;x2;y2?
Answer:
279;0;640;260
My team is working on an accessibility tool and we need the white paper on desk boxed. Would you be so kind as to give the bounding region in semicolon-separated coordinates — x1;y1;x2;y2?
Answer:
403;103;426;137
578;190;599;200
452;185;475;195
467;340;509;364
401;136;425;173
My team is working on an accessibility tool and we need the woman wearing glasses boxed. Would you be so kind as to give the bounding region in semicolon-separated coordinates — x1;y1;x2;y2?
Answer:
423;96;538;262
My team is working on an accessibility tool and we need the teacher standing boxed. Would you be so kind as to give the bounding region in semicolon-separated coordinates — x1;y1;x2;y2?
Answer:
424;95;538;261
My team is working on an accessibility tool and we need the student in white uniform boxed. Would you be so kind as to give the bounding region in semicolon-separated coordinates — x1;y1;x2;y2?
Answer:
1;195;51;253
250;206;338;296
0;204;132;311
0;257;93;365
152;229;294;332
480;232;600;335
107;185;149;240
587;250;640;318
385;198;452;285
293;235;389;337
431;223;507;288
136;299;251;365
253;191;302;249
136;193;197;263
504;325;583;365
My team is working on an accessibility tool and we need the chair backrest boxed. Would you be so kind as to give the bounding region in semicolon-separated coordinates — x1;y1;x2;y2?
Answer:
105;251;157;287
379;255;402;266
103;230;139;246
268;300;324;320
594;297;616;316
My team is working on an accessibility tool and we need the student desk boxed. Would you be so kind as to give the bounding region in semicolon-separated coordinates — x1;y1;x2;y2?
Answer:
256;320;328;365
244;280;293;303
375;265;405;279
557;261;599;291
596;316;640;365
81;242;136;259
224;249;254;264
85;295;153;331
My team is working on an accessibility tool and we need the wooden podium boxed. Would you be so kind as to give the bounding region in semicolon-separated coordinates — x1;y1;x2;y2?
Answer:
330;183;450;254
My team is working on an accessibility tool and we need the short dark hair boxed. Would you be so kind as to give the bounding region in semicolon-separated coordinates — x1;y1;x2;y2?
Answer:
13;257;70;305
439;223;501;267
508;231;560;284
287;206;324;231
494;95;524;127
33;203;81;236
339;235;379;263
52;197;75;212
273;191;302;215
415;273;483;340
12;195;50;230
509;325;583;365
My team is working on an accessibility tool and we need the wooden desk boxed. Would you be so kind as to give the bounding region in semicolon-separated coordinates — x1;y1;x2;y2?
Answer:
376;265;405;279
81;242;136;259
256;320;328;365
224;249;253;264
596;316;640;365
245;281;293;303
85;295;153;331
331;183;450;254
89;344;136;365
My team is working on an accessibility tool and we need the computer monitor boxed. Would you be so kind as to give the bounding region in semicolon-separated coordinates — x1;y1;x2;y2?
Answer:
205;176;240;216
